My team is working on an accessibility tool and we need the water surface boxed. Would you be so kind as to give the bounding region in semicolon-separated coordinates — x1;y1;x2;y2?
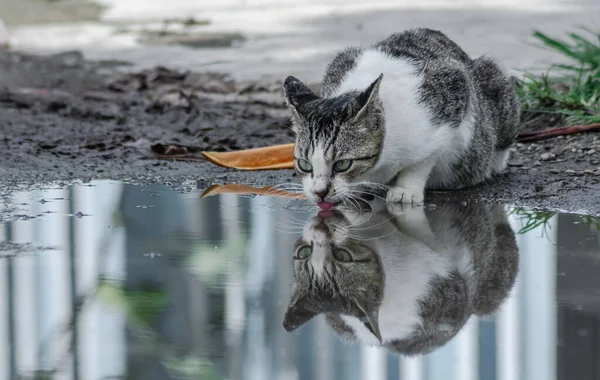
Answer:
0;180;599;380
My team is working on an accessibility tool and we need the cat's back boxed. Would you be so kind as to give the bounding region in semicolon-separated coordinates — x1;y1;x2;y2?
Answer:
375;28;471;66
321;28;471;97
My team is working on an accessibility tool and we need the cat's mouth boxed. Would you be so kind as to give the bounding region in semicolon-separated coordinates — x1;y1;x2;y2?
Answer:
317;201;335;210
317;209;335;219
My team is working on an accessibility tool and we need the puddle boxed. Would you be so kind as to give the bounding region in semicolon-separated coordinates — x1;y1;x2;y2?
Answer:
0;180;599;379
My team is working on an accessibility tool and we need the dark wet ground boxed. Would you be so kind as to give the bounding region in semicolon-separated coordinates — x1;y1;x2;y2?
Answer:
0;181;599;379
1;49;600;216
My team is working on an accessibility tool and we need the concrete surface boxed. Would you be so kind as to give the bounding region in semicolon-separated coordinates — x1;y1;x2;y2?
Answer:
4;0;600;82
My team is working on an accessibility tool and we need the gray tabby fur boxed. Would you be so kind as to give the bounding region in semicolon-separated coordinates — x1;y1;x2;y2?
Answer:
283;28;521;205
283;202;519;356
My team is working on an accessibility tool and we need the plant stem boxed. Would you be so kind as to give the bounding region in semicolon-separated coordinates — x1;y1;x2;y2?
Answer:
517;123;600;142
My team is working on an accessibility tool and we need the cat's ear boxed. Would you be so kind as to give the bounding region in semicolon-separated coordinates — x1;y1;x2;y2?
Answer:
357;302;382;343
283;301;317;332
351;73;383;122
282;287;317;332
283;76;319;121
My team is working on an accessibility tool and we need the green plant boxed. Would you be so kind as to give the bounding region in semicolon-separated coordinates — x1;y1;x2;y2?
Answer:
516;27;600;125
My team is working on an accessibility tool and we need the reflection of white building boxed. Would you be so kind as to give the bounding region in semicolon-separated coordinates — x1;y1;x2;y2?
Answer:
2;182;600;380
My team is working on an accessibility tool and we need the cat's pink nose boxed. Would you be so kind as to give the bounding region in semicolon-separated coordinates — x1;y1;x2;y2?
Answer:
317;201;334;210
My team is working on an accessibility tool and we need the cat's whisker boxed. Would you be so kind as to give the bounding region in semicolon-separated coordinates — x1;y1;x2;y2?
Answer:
263;187;304;198
341;194;365;212
276;217;307;227
274;215;308;227
343;191;373;209
350;181;392;191
345;227;399;241
270;182;304;189
348;187;387;199
273;223;305;231
273;222;304;231
346;189;387;203
273;227;305;234
344;214;396;232
337;193;372;215
280;211;311;226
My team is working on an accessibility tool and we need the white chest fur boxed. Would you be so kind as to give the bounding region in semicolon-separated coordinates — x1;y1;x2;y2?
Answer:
333;49;474;186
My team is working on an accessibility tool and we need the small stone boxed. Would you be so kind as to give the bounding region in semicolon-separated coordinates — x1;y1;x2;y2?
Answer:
202;79;234;94
83;91;117;102
540;153;555;161
587;149;596;155
461;201;467;206
196;178;208;189
584;169;595;175
566;169;576;174
549;169;561;174
572;148;578;153
158;92;189;108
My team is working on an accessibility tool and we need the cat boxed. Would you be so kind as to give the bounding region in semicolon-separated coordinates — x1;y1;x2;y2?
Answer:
282;28;520;208
282;202;519;355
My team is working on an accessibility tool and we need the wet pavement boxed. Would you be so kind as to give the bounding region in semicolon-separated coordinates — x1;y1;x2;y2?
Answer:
0;180;599;379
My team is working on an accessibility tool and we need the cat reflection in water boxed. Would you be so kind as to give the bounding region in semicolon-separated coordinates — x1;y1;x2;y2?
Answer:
283;203;519;355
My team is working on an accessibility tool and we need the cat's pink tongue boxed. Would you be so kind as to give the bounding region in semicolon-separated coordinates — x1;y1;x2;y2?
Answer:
317;201;334;210
318;210;334;219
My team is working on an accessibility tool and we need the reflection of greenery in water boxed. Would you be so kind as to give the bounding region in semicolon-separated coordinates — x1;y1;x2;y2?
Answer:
28;370;54;380
576;215;600;230
188;235;248;286
574;215;600;247
510;208;557;235
510;208;600;245
98;281;167;329
166;356;219;380
98;280;220;379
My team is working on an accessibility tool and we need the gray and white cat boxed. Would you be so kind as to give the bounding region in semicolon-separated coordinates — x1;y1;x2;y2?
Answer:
283;28;520;207
283;202;519;355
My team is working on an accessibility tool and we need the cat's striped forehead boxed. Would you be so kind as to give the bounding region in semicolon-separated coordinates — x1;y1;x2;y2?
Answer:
295;92;363;157
294;104;384;162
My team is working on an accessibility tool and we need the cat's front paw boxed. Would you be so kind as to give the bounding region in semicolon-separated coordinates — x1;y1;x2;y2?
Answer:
386;187;424;205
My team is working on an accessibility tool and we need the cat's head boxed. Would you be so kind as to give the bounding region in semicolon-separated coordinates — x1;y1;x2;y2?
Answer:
283;211;385;342
282;75;385;205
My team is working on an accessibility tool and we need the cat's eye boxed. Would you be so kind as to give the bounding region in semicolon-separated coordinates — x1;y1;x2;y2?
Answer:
333;160;352;173
332;248;352;262
297;159;313;173
296;246;313;259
